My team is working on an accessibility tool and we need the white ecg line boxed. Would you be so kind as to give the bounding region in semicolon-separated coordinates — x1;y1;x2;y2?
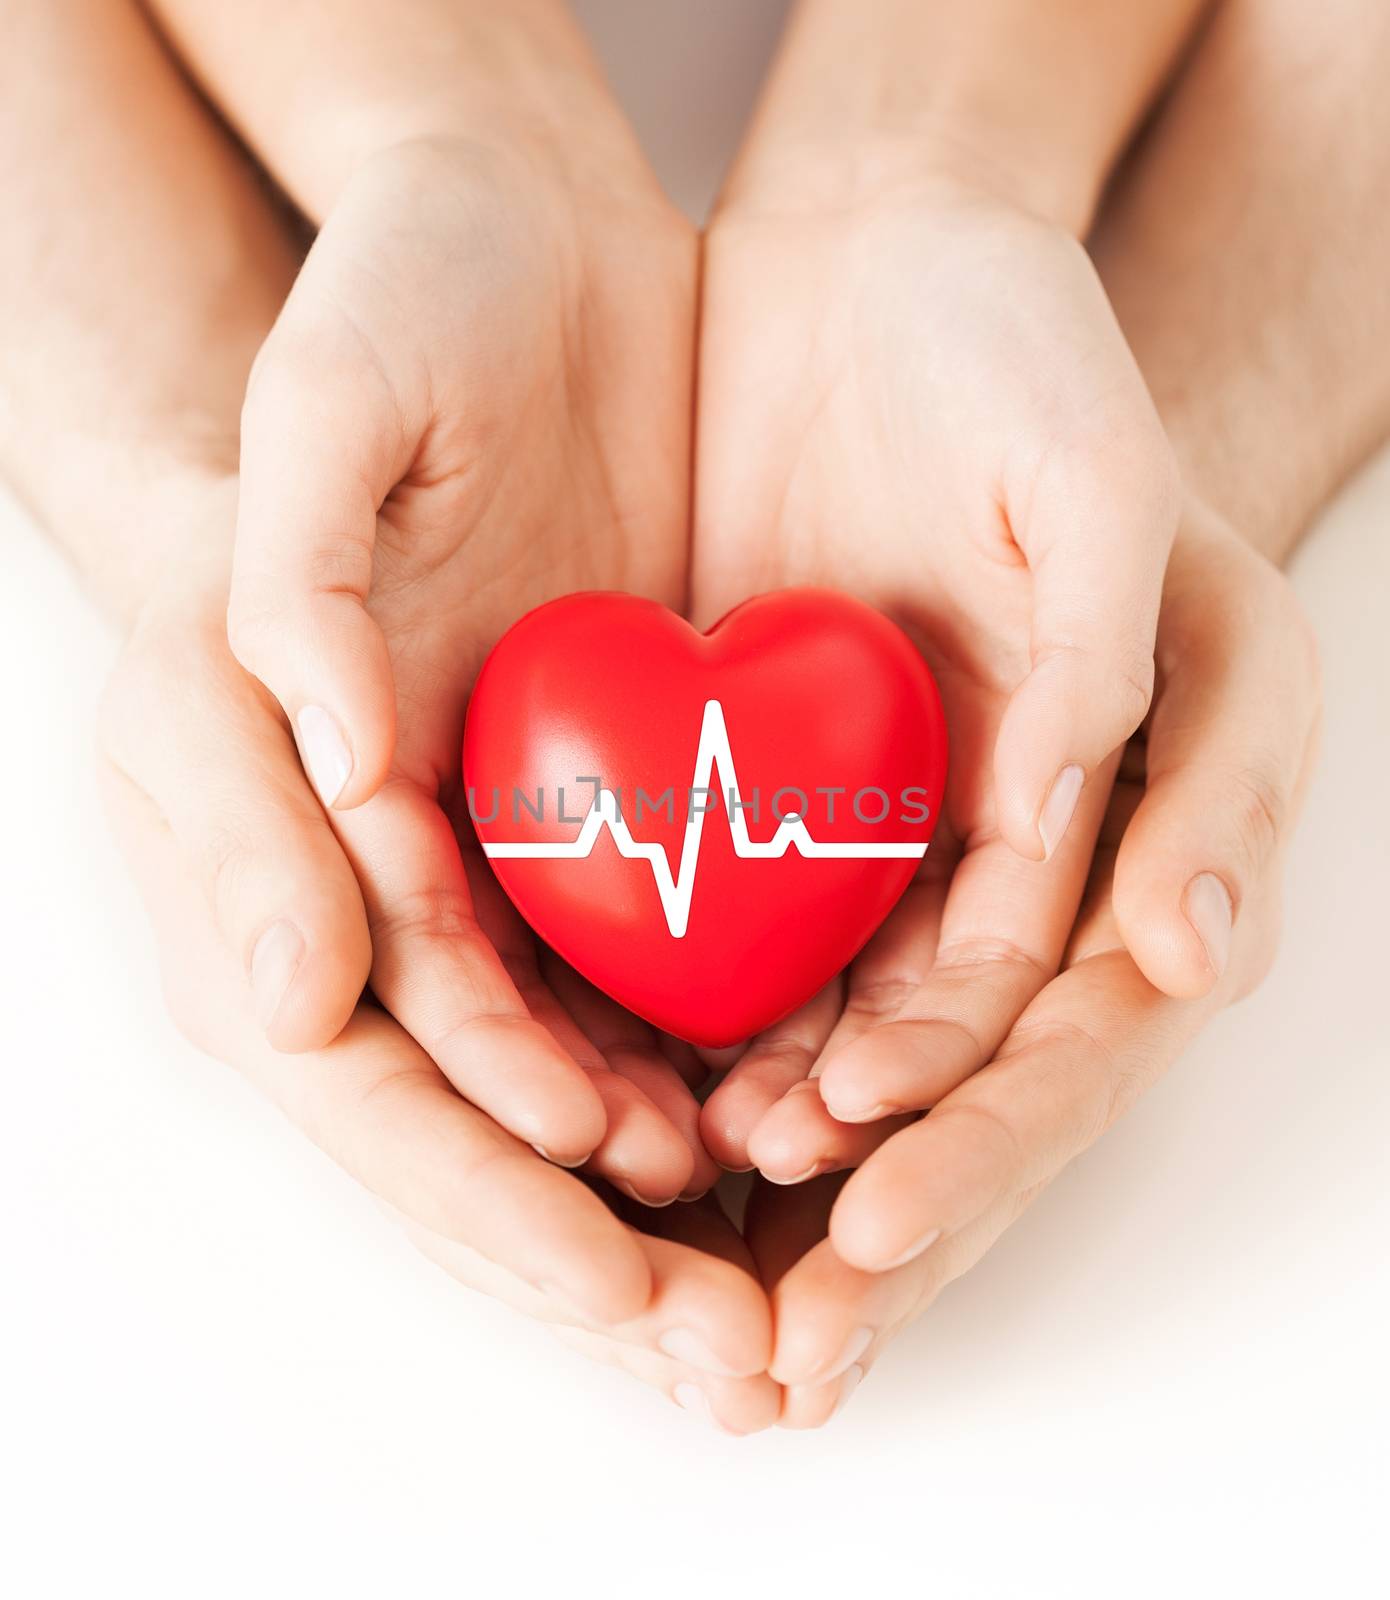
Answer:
482;698;928;938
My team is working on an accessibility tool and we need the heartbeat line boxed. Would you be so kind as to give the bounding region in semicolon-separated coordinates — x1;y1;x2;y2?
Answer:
482;699;928;938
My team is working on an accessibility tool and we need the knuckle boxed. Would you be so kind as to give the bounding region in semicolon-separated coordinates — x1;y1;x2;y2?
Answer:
939;1098;1029;1180
933;936;1053;988
203;819;258;934
224;593;270;673
1108;648;1157;735
843;974;918;1021
241;336;319;435
369;884;480;948
1002;1015;1132;1161
1225;757;1286;874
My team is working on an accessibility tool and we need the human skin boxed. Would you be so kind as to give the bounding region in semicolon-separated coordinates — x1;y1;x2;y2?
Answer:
693;0;1218;1178
5;0;1384;1433
0;0;778;1431
133;0;720;1196
750;0;1390;1425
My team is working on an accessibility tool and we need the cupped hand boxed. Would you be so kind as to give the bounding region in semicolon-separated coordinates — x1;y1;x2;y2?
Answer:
225;136;714;1198
694;179;1180;1176
735;510;1319;1425
101;547;777;1433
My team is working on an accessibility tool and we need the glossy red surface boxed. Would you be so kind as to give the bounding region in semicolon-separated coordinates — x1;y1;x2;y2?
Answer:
463;589;948;1046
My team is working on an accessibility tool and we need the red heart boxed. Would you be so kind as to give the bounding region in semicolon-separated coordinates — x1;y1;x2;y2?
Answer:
463;589;947;1047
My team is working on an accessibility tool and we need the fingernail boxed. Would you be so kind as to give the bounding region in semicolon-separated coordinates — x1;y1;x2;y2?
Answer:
672;1382;717;1426
530;1144;588;1170
763;1161;829;1186
250;919;305;1031
812;1324;874;1385
296;705;352;805
1184;873;1233;979
828;1363;865;1421
1039;764;1085;860
616;1180;677;1209
658;1327;742;1377
824;1100;895;1125
878;1226;943;1271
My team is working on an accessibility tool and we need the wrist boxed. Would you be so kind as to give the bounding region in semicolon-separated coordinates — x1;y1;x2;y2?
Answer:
717;115;1099;238
66;467;236;635
216;1;659;221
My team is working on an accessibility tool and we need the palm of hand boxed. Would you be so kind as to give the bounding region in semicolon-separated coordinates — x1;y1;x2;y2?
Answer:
691;189;1174;1177
232;140;711;1197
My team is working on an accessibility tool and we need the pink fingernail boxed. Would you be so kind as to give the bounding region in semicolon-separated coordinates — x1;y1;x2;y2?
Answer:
658;1327;742;1377
829;1363;865;1420
1184;873;1233;979
296;705;352;806
878;1226;943;1271
824;1100;895;1125
250;919;304;1031
762;1161;829;1186
814;1325;874;1384
1039;764;1085;859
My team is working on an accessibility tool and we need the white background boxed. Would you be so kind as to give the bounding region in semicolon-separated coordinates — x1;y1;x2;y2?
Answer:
3;3;1387;1595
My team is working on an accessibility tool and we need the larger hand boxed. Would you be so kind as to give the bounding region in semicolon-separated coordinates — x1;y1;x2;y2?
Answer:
103;510;778;1432
745;512;1320;1423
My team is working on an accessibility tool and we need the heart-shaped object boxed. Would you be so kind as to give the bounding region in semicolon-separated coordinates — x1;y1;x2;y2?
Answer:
463;589;947;1047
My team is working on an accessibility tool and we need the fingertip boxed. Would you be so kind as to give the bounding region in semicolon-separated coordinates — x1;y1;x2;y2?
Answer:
258;927;371;1053
230;594;397;813
995;645;1151;862
565;1247;654;1328
992;689;1054;863
816;1042;899;1125
697;1085;758;1173
746;1091;826;1185
829;1171;939;1275
532;1084;610;1174
1114;835;1233;1000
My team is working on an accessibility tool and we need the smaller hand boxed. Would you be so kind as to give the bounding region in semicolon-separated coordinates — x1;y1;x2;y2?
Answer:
224;137;707;1196
101;551;777;1432
696;179;1180;1175
737;511;1319;1425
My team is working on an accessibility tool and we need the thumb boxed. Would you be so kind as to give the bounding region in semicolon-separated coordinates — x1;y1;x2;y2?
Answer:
1114;540;1320;999
994;417;1179;862
227;323;406;810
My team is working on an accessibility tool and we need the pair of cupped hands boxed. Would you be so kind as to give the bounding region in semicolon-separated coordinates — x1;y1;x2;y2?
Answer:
101;129;1318;1432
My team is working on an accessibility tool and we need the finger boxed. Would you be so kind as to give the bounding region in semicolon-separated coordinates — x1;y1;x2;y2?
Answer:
495;947;694;1203
328;782;608;1166
747;1083;911;1184
733;866;944;1181
748;1177;896;1425
543;958;718;1200
995;390;1180;862
463;856;694;1202
813;757;1113;1126
101;623;370;1051
770;1197;1026;1402
228;290;407;810
737;867;947;1180
700;979;843;1173
101;762;651;1324
404;1198;772;1386
744;1170;846;1288
1114;537;1320;998
551;1324;781;1436
829;948;1210;1272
